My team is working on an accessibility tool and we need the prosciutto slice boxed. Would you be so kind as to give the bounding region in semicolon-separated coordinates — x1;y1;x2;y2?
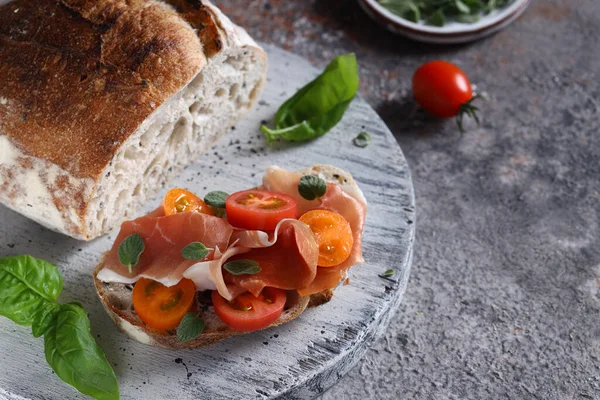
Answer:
97;211;233;287
224;220;319;297
183;243;250;300
262;166;367;295
231;218;306;248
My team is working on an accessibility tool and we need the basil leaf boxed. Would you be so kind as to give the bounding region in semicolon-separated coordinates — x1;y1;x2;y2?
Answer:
353;131;372;148
0;255;63;325
261;53;359;144
181;242;211;260
223;260;261;276
176;312;205;342
32;302;61;338
379;269;396;278
204;191;229;208
298;175;327;201
118;233;144;273
44;303;119;400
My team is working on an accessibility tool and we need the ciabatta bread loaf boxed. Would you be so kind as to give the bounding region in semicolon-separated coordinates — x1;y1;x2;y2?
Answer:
0;0;266;240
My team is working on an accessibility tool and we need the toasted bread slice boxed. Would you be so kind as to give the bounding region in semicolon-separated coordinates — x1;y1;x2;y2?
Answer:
93;165;365;349
93;256;310;349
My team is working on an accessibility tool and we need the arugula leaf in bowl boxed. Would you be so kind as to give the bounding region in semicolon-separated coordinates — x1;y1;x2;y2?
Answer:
378;0;514;26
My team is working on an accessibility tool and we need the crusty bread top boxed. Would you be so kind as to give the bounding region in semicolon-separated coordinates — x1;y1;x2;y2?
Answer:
0;0;226;179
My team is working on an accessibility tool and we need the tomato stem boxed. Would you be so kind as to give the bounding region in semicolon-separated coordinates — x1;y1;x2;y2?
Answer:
457;94;484;133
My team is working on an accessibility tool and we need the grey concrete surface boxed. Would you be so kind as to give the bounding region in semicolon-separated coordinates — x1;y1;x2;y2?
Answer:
216;0;600;398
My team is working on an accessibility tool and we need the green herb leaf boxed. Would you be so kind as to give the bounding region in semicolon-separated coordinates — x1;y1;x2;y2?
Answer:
0;255;63;325
298;175;327;201
44;303;119;400
181;242;211;260
377;0;508;26
0;256;118;399
379;269;396;278
223;260;261;276
463;0;483;9
261;53;359;144
176;312;205;342
454;0;471;14
427;9;446;26
118;233;145;274
353;131;372;148
204;191;229;208
32;302;61;338
379;0;420;22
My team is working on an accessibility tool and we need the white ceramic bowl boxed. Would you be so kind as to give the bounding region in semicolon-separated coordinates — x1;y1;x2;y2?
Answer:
358;0;531;44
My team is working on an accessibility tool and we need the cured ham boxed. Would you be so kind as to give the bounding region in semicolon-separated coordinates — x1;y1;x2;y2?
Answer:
183;243;250;301
97;212;233;287
224;221;319;297
262;167;367;295
231;218;305;248
184;219;319;299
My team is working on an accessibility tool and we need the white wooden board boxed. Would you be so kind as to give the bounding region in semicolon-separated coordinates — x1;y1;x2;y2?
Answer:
0;44;415;399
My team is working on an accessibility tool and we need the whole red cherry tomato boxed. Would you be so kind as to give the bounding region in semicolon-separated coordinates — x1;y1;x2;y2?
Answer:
412;60;480;131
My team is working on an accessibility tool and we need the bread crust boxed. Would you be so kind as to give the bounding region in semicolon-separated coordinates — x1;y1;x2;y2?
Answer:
0;0;266;239
0;0;206;179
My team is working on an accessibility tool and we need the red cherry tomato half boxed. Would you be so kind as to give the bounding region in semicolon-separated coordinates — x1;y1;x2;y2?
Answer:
211;288;286;332
225;189;297;231
412;60;473;119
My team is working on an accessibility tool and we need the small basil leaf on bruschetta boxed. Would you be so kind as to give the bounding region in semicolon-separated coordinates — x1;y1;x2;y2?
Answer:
181;242;211;260
204;191;229;208
223;260;261;276
260;53;359;144
0;255;63;325
298;175;327;201
118;233;145;273
176;312;205;342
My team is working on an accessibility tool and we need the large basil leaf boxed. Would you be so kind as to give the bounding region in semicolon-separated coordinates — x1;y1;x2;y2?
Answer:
261;53;359;144
0;255;63;325
31;302;61;338
44;303;119;400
